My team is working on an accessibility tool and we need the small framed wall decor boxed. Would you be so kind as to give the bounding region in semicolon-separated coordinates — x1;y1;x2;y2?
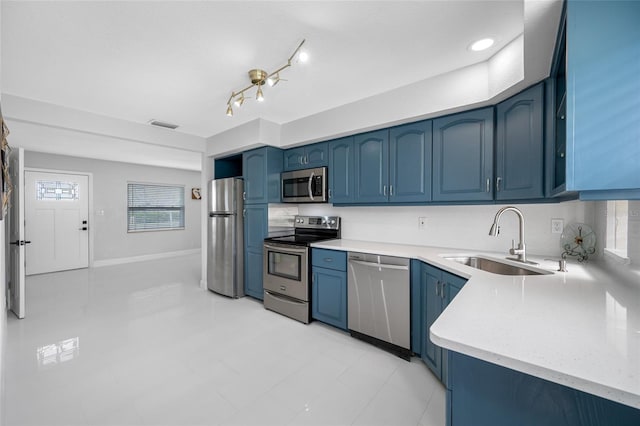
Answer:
191;188;201;200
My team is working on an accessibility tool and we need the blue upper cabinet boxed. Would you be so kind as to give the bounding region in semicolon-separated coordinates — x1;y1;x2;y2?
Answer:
283;142;328;171
433;108;494;202
566;0;640;192
242;146;283;204
495;83;545;200
328;137;355;203
354;130;389;203
348;122;432;204
283;147;306;171
389;121;433;203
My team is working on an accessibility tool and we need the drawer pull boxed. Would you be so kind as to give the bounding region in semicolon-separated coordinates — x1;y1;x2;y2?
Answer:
324;258;333;262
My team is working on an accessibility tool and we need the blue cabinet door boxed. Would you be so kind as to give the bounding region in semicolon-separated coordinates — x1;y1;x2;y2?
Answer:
441;271;467;390
354;130;389;203
328;137;355;203
567;0;640;192
243;204;268;299
449;352;640;426
244;204;267;251
421;262;443;380
410;259;422;355
433;108;494;202
242;147;283;204
418;262;468;386
243;148;267;204
283;147;306;171
244;250;264;300
495;83;544;200
389;120;433;203
312;267;347;330
283;143;328;171
305;142;328;168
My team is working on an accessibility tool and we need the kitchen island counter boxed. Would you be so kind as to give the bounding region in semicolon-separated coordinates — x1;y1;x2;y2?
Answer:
311;239;640;409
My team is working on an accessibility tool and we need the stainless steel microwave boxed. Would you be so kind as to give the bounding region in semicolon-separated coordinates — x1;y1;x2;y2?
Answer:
281;167;328;203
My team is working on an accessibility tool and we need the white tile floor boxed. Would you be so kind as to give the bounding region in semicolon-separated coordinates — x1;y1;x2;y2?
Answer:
3;254;445;426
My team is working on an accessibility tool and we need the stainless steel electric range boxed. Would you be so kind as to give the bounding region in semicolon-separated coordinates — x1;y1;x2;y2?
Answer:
262;215;341;323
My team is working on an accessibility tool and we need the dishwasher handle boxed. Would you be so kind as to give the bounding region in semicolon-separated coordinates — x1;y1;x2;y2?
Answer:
349;259;409;271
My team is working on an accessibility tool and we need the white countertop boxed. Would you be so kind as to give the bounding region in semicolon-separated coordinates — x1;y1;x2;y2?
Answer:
311;239;640;409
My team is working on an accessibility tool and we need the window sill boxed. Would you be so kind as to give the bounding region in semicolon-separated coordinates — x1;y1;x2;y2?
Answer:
603;248;631;265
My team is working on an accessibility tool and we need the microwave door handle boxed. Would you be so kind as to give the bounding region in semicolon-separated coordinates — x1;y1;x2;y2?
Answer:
308;172;315;201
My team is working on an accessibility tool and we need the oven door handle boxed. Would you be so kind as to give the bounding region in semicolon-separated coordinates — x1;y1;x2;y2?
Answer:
264;242;308;255
308;172;315;202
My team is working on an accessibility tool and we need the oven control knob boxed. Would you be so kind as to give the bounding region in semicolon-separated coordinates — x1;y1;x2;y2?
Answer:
329;219;336;225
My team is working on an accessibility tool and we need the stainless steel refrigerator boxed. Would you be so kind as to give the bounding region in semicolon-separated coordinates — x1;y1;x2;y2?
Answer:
207;178;244;297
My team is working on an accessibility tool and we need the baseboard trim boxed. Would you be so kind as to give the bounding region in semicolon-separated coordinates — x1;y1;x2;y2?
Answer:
92;248;201;268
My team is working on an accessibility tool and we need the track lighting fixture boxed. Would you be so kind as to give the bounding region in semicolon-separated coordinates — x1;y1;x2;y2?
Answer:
225;39;307;116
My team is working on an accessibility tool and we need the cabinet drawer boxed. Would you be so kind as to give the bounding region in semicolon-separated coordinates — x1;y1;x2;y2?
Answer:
312;248;346;271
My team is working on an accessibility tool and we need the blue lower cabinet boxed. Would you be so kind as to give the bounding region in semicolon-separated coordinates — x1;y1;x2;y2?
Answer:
417;261;467;385
311;248;347;330
447;352;640;426
244;250;264;300
243;204;268;300
311;267;347;330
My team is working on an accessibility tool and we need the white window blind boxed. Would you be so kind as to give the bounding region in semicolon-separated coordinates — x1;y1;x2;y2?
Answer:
127;183;185;232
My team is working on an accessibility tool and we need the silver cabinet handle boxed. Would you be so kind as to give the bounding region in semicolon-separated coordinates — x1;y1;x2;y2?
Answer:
299;155;304;165
390;185;394;196
486;178;491;193
349;259;409;271
441;282;446;299
305;155;309;164
383;185;387;196
328;188;333;199
243;191;246;200
496;177;502;192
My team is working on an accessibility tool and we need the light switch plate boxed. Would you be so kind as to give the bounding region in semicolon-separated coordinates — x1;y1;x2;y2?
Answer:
551;219;564;234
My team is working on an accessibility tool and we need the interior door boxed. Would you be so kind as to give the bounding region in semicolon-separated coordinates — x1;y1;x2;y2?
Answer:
9;147;26;319
24;170;89;275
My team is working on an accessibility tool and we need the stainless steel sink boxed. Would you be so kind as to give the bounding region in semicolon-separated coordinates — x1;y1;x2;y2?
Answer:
443;256;552;276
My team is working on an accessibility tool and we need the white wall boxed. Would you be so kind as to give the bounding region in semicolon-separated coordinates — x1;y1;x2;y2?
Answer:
3;95;204;171
25;152;201;264
0;2;7;419
299;200;590;258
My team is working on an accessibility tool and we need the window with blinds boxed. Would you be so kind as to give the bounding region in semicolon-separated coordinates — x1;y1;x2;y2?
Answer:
127;183;185;232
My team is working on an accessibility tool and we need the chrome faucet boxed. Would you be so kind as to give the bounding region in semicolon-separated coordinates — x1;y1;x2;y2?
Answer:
489;206;536;264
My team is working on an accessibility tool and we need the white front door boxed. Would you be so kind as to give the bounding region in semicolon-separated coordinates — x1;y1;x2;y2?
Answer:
9;147;26;318
25;171;89;275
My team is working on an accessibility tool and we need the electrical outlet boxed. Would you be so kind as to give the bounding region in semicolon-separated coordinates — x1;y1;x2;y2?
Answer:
418;217;427;230
551;219;564;234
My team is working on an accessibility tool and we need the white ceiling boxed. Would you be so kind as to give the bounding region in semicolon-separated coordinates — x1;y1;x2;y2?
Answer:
2;1;527;139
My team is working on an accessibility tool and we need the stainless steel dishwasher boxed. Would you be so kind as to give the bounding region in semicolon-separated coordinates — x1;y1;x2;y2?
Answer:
347;252;411;359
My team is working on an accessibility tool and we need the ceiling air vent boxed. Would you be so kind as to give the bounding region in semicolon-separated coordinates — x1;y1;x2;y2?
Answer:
148;119;179;130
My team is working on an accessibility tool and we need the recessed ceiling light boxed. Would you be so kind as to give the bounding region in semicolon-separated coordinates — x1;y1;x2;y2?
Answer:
470;38;495;52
